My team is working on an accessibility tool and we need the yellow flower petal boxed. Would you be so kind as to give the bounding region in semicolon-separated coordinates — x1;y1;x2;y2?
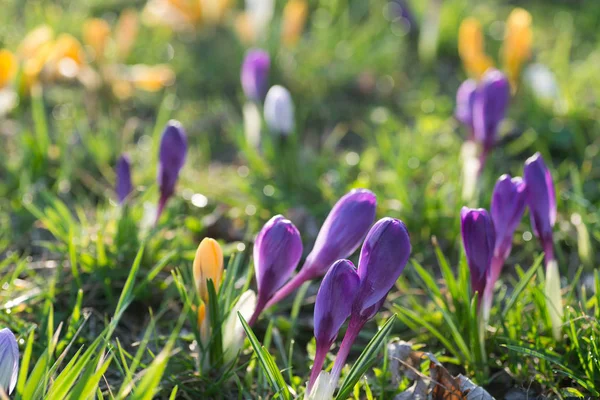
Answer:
0;50;17;88
18;25;54;60
169;0;203;23
45;34;86;80
83;18;111;61
115;9;139;61
458;17;494;78
502;8;532;89
235;13;255;44
130;64;175;91
281;0;308;47
193;238;224;304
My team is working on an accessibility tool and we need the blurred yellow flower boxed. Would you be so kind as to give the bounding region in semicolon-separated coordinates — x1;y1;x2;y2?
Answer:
281;0;308;47
458;17;494;79
115;9;139;61
502;8;532;89
193;238;224;303
83;18;111;62
129;64;175;91
44;34;86;80
17;25;54;60
200;0;231;23
235;13;256;45
0;50;17;88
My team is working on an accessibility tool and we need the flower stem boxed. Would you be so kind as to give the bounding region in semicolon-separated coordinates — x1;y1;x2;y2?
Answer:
248;296;268;327
308;342;331;391
330;317;364;388
264;266;313;309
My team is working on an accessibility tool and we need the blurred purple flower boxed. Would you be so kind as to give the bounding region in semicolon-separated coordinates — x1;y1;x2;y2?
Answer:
491;174;527;260
309;260;359;390
266;189;376;308
524;152;556;260
330;218;411;384
461;207;495;299
116;154;133;204
472;69;510;152
249;215;303;325
0;328;18;395
455;79;477;135
241;49;270;102
156;120;187;222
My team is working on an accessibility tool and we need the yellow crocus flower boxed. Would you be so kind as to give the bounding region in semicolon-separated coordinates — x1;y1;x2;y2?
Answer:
83;18;111;61
0;50;17;89
18;25;54;60
193;238;224;303
129;64;175;91
458;17;494;78
201;0;231;23
44;34;86;80
115;9;139;61
502;8;532;89
282;0;308;47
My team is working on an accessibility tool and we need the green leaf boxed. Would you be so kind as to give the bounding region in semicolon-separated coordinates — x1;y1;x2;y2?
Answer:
336;315;396;400
238;313;290;400
502;255;543;318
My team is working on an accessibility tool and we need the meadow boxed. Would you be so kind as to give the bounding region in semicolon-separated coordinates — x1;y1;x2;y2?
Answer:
1;0;600;399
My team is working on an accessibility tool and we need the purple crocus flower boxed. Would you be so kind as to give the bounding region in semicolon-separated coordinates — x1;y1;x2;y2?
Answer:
455;79;477;135
309;260;359;390
524;152;556;260
116;154;133;204
241;49;270;102
0;328;19;395
330;218;411;385
472;69;510;153
248;215;303;326
265;189;376;308
460;207;495;299
482;175;527;322
523;152;562;339
156;120;187;222
491;175;527;261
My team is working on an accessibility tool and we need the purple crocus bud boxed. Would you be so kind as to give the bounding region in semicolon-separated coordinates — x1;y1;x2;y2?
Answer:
460;207;495;299
0;328;19;395
524;152;556;260
455;79;477;133
265;189;376;308
472;69;510;152
330;218;411;386
156;120;187;222
241;49;270;102
309;260;359;390
248;215;303;325
116;154;133;204
491;175;527;260
353;218;411;315
264;85;294;136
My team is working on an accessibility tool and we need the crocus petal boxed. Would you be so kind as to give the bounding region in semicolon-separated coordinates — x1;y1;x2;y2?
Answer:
253;215;303;307
458;17;494;78
0;328;19;395
490;174;527;259
157;120;188;217
502;8;532;89
193;238;224;304
314;260;359;346
455;79;477;131
241;49;270;102
460;207;495;297
523;152;556;256
264;85;294;136
116;154;133;204
304;189;377;278
0;50;18;89
472;69;510;152
281;0;308;47
354;218;412;314
82;18;111;61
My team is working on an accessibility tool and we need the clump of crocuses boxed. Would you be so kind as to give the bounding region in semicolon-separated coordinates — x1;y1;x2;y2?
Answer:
265;189;377;309
156;120;187;223
524;152;561;339
0;328;19;395
307;218;412;399
241;49;270;102
115;154;133;204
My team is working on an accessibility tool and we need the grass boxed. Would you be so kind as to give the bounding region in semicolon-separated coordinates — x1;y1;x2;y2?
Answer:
1;0;600;398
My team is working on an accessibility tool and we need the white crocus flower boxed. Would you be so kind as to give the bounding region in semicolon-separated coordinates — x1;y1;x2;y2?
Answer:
222;290;257;365
264;85;295;136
